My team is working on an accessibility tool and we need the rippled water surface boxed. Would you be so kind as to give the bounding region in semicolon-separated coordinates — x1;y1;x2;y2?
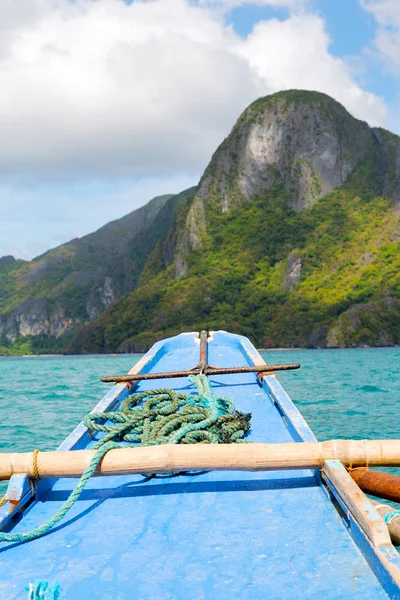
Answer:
0;347;399;499
0;347;399;546
0;354;140;453
0;348;399;458
267;347;400;441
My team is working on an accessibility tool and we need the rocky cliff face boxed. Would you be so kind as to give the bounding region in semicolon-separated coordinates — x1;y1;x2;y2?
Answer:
70;90;400;353
282;251;302;291
1;298;76;341
0;190;193;349
326;297;400;348
3;90;400;353
197;91;374;211
173;90;400;279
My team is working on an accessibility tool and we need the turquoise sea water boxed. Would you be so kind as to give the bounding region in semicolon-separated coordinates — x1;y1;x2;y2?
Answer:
0;348;399;456
0;348;399;457
268;347;400;440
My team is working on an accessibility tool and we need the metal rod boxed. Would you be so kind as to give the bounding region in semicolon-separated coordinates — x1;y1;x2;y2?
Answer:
101;363;300;383
350;468;400;504
199;330;208;366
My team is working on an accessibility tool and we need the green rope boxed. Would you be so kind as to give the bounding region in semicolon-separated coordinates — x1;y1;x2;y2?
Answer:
84;374;250;447
27;581;61;599
383;510;400;525
0;375;251;544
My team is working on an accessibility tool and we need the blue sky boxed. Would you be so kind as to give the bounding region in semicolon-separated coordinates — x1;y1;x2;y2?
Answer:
228;0;392;100
0;0;399;259
228;0;396;102
229;1;375;54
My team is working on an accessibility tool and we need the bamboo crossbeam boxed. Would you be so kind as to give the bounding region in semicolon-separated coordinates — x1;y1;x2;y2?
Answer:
101;363;301;383
2;440;400;480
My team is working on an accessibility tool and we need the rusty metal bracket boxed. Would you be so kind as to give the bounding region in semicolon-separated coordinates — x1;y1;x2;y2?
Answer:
101;330;300;384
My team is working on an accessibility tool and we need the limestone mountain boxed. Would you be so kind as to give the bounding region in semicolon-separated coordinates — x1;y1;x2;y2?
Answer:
0;189;194;354
70;90;400;352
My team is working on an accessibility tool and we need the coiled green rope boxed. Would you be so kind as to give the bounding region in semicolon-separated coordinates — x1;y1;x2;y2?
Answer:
85;374;250;446
0;375;251;544
383;510;400;525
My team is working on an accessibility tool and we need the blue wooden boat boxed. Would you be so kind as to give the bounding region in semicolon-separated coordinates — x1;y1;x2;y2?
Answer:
1;330;400;599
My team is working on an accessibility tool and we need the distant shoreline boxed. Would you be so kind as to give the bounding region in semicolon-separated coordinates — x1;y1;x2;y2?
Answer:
258;348;301;351
0;345;398;358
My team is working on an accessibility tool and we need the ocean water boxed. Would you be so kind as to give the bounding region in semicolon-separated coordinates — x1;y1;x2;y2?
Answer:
264;347;400;441
0;348;400;452
0;348;399;454
0;354;141;453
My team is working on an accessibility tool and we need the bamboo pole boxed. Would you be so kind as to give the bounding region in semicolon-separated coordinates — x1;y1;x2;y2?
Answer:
2;440;400;480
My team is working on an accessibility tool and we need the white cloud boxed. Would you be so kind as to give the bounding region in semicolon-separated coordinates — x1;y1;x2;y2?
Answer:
238;14;387;126
0;0;388;184
361;0;400;25
0;0;260;181
361;1;400;73
0;0;391;259
198;0;306;9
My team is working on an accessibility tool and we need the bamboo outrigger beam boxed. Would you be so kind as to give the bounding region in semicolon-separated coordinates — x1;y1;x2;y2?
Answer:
2;440;400;480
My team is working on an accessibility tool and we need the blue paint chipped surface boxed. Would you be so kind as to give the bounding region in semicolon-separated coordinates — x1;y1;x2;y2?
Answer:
0;331;393;598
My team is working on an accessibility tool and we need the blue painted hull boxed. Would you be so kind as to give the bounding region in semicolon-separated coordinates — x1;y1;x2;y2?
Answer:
0;331;400;599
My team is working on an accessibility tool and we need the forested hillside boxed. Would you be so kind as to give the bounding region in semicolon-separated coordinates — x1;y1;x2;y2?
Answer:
0;189;194;354
69;91;400;352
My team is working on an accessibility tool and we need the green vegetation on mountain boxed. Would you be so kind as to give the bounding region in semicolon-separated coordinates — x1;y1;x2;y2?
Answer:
0;189;194;353
71;145;400;351
2;90;400;353
68;91;400;352
0;257;27;309
0;334;66;356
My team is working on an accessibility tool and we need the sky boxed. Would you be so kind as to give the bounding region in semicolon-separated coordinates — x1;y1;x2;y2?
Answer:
1;0;400;260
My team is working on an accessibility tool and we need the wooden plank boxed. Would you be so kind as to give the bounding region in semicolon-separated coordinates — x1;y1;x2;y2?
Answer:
236;335;316;442
323;459;391;547
58;341;166;453
375;545;400;593
263;375;317;443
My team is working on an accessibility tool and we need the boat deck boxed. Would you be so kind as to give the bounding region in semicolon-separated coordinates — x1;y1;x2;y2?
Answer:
0;332;394;598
